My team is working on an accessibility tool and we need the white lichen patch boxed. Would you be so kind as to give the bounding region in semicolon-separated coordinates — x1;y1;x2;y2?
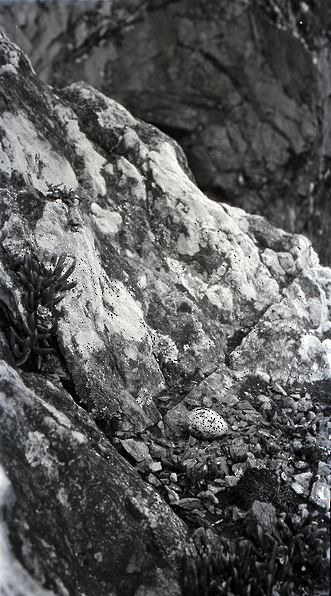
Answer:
102;276;148;343
188;408;229;439
205;284;234;314
116;156;147;203
322;339;331;370
90;202;122;236
54;102;106;197
25;431;57;477
95;97;137;129
57;487;69;507
299;334;330;378
35;201;107;361
121;128;149;161
150;142;279;315
0;111;77;192
71;431;87;445
150;329;179;363
0;64;18;76
0;465;54;596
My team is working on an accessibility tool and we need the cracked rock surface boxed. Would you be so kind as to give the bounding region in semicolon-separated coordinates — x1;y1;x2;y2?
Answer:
0;33;330;595
0;0;330;263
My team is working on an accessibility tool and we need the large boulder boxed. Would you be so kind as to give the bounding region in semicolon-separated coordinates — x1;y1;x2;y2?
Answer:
0;0;330;262
0;33;330;595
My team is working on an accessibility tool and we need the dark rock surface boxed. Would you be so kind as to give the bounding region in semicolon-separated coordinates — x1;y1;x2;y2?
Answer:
0;33;330;595
0;0;330;262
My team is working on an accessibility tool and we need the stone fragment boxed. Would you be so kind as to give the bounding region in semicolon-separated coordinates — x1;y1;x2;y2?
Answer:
224;475;240;488
317;461;330;477
232;463;247;477
165;487;179;502
164;402;189;438
148;461;162;473
229;438;247;462
293;472;312;497
188;408;228;440
172;498;203;510
257;395;272;410
120;439;151;462
291;482;305;495
294;460;310;471
147;474;161;487
149;443;167;460
310;479;330;510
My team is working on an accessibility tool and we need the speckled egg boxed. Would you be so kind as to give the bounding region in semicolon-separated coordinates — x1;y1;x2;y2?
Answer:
188;408;228;439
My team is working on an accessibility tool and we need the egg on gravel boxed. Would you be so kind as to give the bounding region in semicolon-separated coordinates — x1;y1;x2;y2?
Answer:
188;408;228;439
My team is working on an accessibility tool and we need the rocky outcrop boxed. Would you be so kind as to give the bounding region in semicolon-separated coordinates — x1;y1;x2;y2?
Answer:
0;33;330;595
0;0;330;263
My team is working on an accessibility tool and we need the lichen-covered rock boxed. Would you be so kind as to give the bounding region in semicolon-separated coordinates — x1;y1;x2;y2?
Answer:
0;32;330;595
0;0;329;262
188;408;228;439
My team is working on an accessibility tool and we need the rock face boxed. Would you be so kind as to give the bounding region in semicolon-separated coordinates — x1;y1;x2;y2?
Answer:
0;0;330;263
0;33;330;595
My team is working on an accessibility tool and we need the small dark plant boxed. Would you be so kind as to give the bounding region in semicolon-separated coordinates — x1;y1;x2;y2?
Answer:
9;251;77;370
181;535;293;596
181;514;329;596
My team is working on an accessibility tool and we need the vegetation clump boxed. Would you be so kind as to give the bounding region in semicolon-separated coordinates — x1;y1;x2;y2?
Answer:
9;251;76;369
181;512;329;596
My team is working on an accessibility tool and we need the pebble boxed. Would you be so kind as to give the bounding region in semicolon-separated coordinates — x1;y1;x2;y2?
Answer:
147;473;161;487
317;461;330;477
188;408;228;439
224;475;240;488
148;461;162;473
230;438;247;462
291;482;305;495
120;439;150;462
293;472;312;497
310;479;330;510
232;463;246;477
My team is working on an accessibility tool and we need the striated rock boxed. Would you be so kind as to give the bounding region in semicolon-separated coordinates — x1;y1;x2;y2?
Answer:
188;408;228;440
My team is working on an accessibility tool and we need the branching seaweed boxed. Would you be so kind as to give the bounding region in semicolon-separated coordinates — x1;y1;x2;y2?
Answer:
9;251;77;370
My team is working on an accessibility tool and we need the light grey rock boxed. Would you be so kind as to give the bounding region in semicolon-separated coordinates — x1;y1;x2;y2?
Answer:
310;479;330;510
229;438;248;463
293;472;313;497
163;402;189;438
224;475;240;488
317;461;331;477
120;438;151;462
